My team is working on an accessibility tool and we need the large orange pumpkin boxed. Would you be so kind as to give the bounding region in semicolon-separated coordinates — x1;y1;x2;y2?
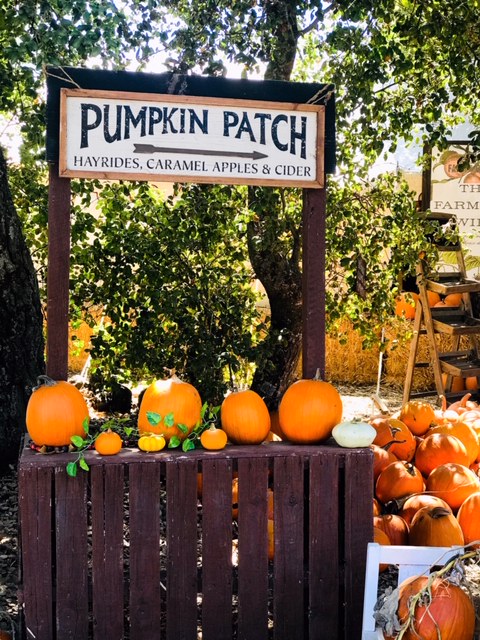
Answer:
414;433;469;477
221;389;270;444
426;462;480;511
375;461;424;505
398;400;435;436
392;575;475;640
456;491;480;547
408;505;464;547
26;376;89;447
138;372;202;441
278;373;342;444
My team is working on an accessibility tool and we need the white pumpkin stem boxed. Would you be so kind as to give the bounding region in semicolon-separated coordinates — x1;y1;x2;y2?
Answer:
34;375;57;391
313;368;323;381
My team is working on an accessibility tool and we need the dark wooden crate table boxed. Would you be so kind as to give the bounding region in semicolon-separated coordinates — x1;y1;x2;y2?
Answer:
18;441;373;640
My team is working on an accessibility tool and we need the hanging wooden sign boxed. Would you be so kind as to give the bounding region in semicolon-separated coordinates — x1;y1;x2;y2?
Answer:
59;89;325;188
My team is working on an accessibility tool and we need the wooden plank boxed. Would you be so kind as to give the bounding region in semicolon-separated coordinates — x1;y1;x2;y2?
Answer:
166;459;199;640
308;453;340;640
343;450;374;640
273;456;304;640
18;466;54;640
129;462;162;640
237;457;269;640
91;464;125;640
302;187;326;379
55;467;89;638
46;165;71;380
201;458;233;640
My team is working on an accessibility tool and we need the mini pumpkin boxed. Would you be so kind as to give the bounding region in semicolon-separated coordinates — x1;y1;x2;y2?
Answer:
200;426;228;450
26;375;89;447
138;434;166;452
94;429;122;456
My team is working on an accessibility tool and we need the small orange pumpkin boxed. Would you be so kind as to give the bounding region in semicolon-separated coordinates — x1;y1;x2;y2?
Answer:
408;505;464;546
278;371;342;444
138;372;202;441
394;292;418;319
200;426;228;450
426;462;480;511
94;429;122;455
370;443;399;481
370;416;417;461
375;461;424;505
398;493;451;526
373;514;409;545
456;491;480;547
26;376;89;447
398;400;435;436
414;433;469;477
220;389;270;444
427;421;479;465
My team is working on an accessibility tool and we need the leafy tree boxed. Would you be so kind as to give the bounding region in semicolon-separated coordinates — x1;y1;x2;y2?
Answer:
69;180;261;404
2;0;480;446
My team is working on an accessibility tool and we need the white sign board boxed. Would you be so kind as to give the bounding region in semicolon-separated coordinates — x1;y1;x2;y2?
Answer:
430;144;480;253
59;89;325;188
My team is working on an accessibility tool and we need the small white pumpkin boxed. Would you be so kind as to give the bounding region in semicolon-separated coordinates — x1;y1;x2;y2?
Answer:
332;421;376;448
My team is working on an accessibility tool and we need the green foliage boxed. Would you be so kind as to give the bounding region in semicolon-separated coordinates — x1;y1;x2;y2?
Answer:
325;173;445;347
69;181;261;403
4;0;480;401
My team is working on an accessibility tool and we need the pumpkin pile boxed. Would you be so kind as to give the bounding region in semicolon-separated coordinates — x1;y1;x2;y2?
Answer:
370;394;480;549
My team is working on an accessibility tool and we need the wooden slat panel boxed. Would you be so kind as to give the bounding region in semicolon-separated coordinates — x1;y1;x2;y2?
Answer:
308;453;340;640
18;466;54;640
237;457;269;640
91;464;125;640
273;456;304;640
55;467;89;638
129;462;162;640
201;458;233;640
343;450;374;640
166;459;199;640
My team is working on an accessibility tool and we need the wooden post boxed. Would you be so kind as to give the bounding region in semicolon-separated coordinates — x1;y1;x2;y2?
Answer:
302;186;327;379
46;163;71;380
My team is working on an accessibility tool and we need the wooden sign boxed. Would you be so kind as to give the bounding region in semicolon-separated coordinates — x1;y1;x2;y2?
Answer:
59;89;325;188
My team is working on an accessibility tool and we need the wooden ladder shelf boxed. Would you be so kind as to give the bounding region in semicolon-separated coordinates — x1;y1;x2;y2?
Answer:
403;223;480;405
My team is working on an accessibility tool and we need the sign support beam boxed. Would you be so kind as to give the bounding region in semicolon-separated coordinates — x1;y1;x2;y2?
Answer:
46;164;71;380
302;186;326;379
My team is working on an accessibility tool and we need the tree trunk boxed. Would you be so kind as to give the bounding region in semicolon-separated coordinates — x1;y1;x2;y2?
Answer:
0;147;45;470
248;1;302;409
